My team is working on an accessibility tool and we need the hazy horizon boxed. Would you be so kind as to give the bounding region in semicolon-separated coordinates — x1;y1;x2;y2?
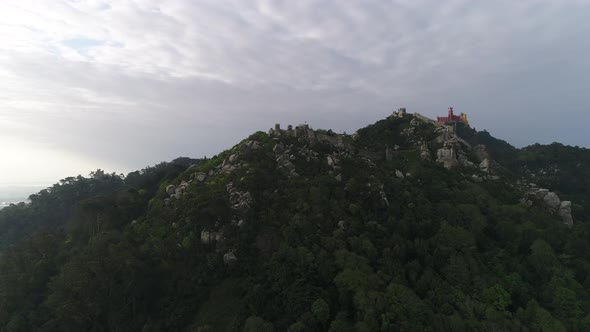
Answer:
2;0;589;186
0;185;44;208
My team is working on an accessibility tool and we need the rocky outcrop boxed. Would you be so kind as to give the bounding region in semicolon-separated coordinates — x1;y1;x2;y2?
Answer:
436;145;459;169
276;154;297;176
274;143;298;177
325;154;344;180
226;182;253;213
327;155;336;167
524;186;574;227
165;181;190;202
239;140;262;155
220;154;239;174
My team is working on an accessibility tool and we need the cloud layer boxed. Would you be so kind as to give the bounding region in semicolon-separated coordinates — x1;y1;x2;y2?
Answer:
1;0;589;184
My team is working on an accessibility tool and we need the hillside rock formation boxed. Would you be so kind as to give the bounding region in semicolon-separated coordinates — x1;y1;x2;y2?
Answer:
523;185;574;227
4;108;586;331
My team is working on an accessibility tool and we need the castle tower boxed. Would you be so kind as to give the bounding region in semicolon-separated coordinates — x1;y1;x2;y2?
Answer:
460;113;468;125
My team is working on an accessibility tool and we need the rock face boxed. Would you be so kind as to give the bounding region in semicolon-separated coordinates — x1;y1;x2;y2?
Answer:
558;201;574;227
480;159;491;174
436;146;458;169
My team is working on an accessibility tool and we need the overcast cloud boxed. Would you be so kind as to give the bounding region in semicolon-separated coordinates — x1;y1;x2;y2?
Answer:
1;0;589;186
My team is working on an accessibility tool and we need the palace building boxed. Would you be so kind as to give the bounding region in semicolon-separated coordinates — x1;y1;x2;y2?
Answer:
437;107;468;125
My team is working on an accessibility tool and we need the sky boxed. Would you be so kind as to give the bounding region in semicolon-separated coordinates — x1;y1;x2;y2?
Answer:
1;0;589;188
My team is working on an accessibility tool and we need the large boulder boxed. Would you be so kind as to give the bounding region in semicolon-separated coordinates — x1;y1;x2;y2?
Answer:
533;188;549;200
166;185;176;195
175;186;184;195
327;155;336;167
524;188;573;227
557;201;574;227
223;251;237;265
195;172;207;182
480;159;491;174
543;192;561;210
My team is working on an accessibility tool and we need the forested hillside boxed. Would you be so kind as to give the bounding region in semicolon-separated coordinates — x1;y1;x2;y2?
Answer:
1;112;589;331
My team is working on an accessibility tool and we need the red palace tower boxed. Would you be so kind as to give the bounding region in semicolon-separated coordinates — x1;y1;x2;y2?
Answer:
437;107;468;125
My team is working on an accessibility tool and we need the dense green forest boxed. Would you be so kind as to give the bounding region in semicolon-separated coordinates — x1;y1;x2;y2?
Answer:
1;113;589;331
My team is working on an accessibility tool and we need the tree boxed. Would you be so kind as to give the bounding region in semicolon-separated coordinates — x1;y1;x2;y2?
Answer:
482;284;511;312
243;316;274;332
311;298;330;324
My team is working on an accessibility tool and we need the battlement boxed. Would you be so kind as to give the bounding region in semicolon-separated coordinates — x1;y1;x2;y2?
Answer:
268;123;314;139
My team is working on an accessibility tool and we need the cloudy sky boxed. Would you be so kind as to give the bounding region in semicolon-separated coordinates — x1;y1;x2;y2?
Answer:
1;0;589;187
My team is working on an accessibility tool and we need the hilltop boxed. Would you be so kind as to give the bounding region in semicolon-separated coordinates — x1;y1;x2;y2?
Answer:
1;110;590;331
